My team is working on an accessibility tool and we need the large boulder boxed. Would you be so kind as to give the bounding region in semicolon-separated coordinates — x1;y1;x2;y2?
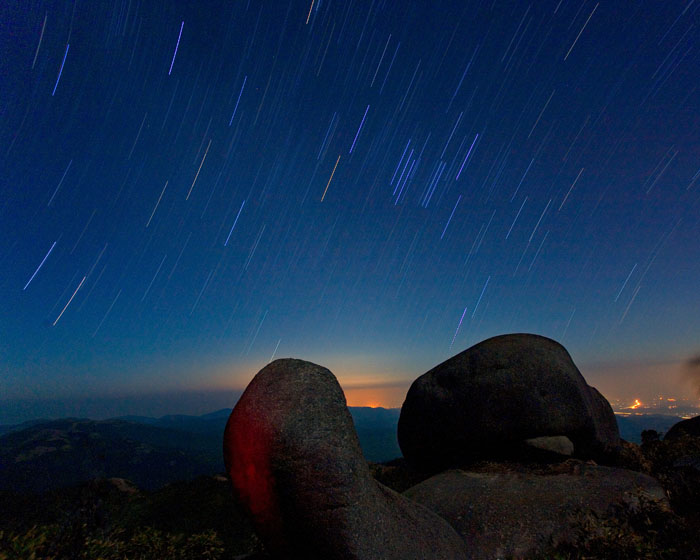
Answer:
223;358;468;559
647;418;700;512
403;465;670;559
665;415;700;440
398;334;620;472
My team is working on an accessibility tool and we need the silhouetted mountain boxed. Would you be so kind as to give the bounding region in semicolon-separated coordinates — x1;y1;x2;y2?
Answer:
0;418;51;437
349;407;402;463
199;408;235;420
0;418;221;493
3;408;691;496
616;414;685;443
114;406;403;462
116;412;229;435
0;407;404;494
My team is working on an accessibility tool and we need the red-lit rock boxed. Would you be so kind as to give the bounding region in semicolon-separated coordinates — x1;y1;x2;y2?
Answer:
224;358;468;559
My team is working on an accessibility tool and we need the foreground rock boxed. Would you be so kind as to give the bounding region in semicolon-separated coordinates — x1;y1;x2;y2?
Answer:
398;333;620;472
404;465;670;559
643;422;700;513
223;358;468;559
524;435;574;456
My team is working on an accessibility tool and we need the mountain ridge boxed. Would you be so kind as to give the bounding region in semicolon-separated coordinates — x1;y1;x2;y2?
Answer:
0;407;688;494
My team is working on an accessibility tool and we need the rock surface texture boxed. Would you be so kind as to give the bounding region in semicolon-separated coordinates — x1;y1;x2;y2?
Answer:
398;333;620;472
404;465;670;560
223;358;468;560
524;435;574;456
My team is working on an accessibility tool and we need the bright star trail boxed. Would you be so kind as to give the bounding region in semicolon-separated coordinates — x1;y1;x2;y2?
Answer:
23;241;56;291
1;1;698;419
51;43;68;96
168;21;184;76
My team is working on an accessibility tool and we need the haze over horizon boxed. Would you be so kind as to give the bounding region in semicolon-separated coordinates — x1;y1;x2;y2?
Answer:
2;353;698;425
2;1;698;423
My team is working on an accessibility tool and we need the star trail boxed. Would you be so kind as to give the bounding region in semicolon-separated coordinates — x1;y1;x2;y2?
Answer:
1;1;698;417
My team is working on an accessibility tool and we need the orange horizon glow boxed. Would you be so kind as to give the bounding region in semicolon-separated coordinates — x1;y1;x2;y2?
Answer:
342;385;408;409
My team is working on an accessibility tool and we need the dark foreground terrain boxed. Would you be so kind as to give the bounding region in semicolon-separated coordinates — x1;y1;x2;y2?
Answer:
0;407;678;494
0;407;401;495
1;430;699;559
1;406;699;559
0;475;257;559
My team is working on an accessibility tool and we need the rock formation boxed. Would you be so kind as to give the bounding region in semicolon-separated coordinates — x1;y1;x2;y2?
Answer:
403;465;670;559
223;358;468;559
221;336;683;559
398;333;620;472
665;415;700;440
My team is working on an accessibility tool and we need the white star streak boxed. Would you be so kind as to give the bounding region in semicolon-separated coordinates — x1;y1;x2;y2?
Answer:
53;276;86;326
450;306;468;349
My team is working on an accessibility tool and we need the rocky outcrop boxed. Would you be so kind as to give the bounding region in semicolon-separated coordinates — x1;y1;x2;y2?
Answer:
403;465;670;559
665;415;700;440
645;418;700;513
524;435;574;456
398;334;620;472
223;358;468;559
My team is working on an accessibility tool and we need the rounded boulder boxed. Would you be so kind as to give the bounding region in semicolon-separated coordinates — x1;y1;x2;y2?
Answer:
224;358;468;559
398;334;620;472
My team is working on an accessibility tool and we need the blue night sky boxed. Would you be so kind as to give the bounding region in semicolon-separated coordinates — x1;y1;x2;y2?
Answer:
1;0;698;422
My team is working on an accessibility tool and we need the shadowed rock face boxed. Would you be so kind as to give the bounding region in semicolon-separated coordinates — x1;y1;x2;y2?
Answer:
665;415;700;440
223;358;468;559
398;334;620;472
404;466;670;560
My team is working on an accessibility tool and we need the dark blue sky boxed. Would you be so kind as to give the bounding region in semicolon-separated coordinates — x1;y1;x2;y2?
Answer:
1;0;698;419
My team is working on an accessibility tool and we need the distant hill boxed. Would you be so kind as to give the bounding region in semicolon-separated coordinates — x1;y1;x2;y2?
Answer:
3;408;685;494
0;418;51;437
349;407;402;463
0;418;222;493
0;407;403;494
114;406;403;462
615;414;686;443
115;411;230;435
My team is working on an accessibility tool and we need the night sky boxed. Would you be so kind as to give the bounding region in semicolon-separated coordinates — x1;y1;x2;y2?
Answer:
2;0;699;421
